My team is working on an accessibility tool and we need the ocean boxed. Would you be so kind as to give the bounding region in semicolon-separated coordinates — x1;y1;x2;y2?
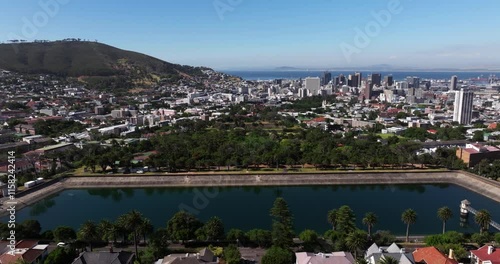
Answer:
222;70;499;82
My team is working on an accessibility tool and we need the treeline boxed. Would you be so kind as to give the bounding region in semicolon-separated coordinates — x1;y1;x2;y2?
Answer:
79;124;467;173
401;126;467;141
108;125;465;172
2;198;498;264
33;119;87;138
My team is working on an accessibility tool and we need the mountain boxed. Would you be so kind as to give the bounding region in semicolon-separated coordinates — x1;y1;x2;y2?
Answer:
275;66;302;71
0;41;209;88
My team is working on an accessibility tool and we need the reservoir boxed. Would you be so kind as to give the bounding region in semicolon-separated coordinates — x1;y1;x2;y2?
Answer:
6;184;500;235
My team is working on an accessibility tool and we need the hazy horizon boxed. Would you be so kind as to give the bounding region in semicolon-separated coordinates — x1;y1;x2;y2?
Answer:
2;0;500;70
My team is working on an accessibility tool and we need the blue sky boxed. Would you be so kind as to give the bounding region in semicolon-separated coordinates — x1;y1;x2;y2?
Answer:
1;0;499;70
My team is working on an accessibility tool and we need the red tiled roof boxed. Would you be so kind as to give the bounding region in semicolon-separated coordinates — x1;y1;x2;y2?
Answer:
15;240;38;249
22;249;44;263
471;246;500;263
413;247;458;264
0;253;23;264
488;123;498;130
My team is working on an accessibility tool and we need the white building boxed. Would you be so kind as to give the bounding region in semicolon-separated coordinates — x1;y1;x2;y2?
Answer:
305;77;321;95
453;88;474;125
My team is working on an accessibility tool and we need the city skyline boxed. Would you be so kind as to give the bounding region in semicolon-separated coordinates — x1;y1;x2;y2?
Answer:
1;0;500;70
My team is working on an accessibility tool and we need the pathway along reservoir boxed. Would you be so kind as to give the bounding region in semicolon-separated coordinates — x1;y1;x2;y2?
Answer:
2;171;499;235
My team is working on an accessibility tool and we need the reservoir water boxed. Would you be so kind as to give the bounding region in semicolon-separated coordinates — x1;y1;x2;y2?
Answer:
6;184;500;235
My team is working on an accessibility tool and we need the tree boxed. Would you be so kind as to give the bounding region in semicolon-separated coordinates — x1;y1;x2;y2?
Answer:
372;230;396;246
43;247;77;264
227;229;248;245
198;216;225;241
471;232;493;245
122;210;145;258
53;226;76;242
270;198;294;248
78;221;100;251
166;211;203;242
299;229;318;244
223;244;241;264
261;246;294;264
362;212;378;237
437;207;453;234
474;209;491;234
148;228;170;259
17;220;41;239
299;229;318;251
327;209;338;230
246;229;272;248
378;256;399;264
139;218;154;244
401;209;417;242
336;205;356;234
346;229;368;259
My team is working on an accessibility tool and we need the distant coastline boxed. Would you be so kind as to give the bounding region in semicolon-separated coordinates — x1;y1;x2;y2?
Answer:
222;70;499;81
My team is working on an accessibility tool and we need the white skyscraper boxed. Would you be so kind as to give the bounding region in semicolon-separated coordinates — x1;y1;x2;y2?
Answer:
453;88;474;124
304;77;320;95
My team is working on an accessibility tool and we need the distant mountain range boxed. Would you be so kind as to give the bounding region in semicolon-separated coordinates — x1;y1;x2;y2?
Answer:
272;65;500;72
0;41;212;89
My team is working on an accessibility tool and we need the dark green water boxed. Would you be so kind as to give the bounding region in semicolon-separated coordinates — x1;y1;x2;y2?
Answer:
5;184;500;235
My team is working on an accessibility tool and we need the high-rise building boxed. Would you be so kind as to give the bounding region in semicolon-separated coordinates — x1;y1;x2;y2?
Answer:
348;74;359;88
371;73;382;87
364;81;372;100
453;88;474;125
384;75;394;86
450;75;458;90
322;71;332;86
339;74;346;85
304;77;321;95
406;76;420;89
355;72;362;88
298;88;309;98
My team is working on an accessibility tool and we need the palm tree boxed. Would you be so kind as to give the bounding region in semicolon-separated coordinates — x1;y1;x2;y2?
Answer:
362;212;378;237
139;218;154;244
437;207;453;234
78;220;99;251
474;209;491;234
345;230;368;259
327;209;338;230
401;209;417;242
378;256;399;264
98;219;118;245
122;210;144;258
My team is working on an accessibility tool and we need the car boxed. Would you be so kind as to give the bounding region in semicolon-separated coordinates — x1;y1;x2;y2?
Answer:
57;242;66;247
136;170;144;174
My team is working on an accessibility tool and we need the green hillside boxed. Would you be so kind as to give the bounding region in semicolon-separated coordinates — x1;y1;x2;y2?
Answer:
0;41;206;82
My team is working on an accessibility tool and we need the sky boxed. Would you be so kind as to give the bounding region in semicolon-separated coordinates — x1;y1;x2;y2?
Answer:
1;0;500;70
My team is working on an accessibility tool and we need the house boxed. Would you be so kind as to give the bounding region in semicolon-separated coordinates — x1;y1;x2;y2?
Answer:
71;251;135;264
0;240;48;264
365;243;415;264
412;247;458;264
470;245;500;264
154;248;217;264
295;251;355;264
456;143;500;167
